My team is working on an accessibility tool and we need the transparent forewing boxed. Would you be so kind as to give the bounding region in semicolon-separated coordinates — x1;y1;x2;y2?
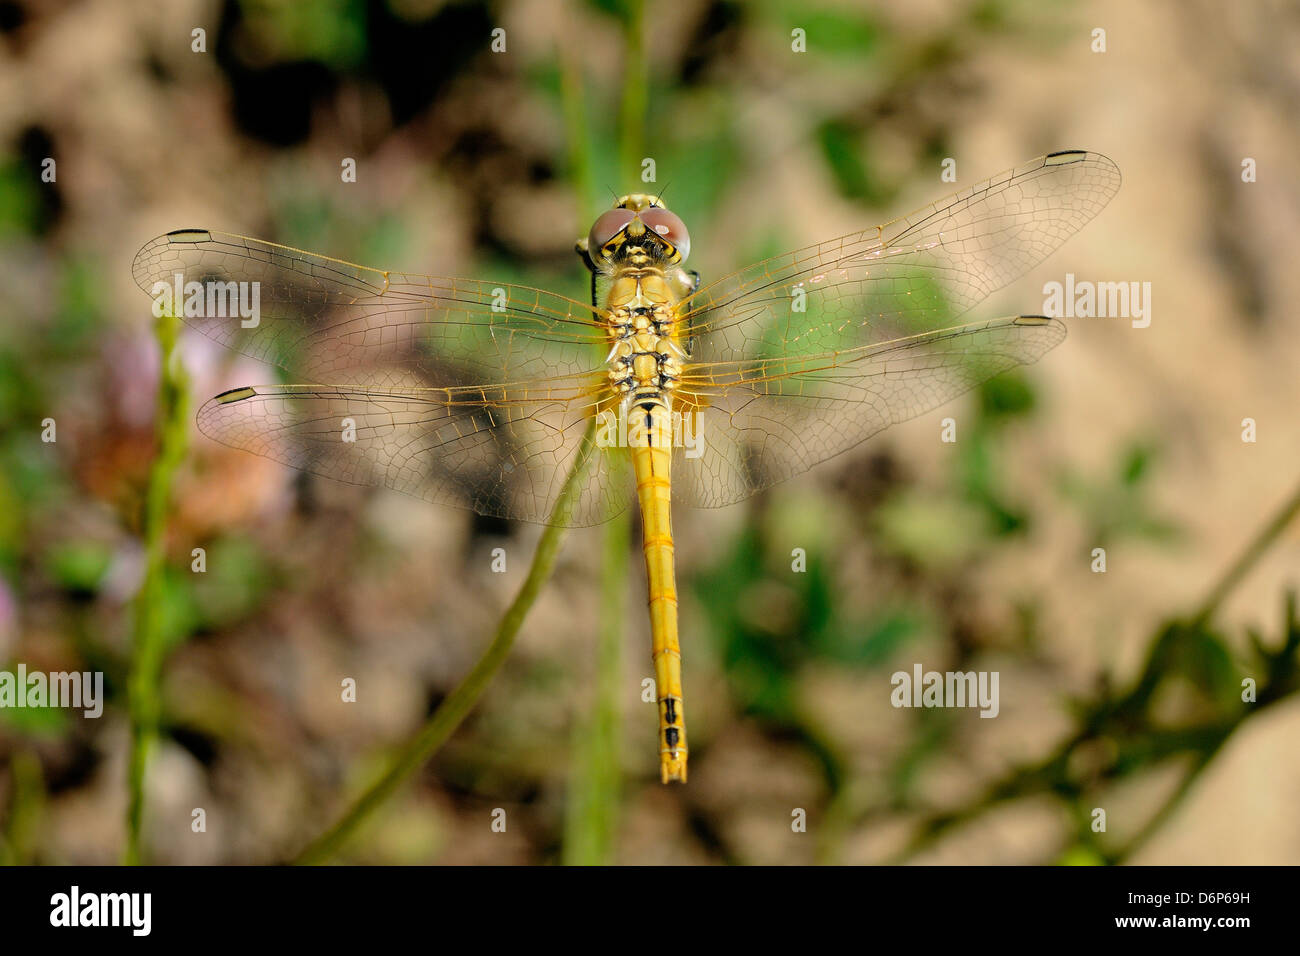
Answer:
667;150;1118;507
196;371;632;527
681;151;1120;359
132;229;608;384
672;315;1066;507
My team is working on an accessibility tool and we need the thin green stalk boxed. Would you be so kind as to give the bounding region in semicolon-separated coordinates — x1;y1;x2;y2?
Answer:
293;423;598;865
559;36;595;224
563;510;629;864
125;307;189;865
1110;750;1224;864
1191;478;1300;626
618;0;647;183
558;2;645;865
884;474;1300;865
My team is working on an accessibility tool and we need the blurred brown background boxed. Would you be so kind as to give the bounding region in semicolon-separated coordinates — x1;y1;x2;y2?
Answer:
0;0;1298;864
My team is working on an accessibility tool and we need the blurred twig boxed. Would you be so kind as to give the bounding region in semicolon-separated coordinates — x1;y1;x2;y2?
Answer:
124;306;189;865
292;422;598;865
883;476;1300;865
1191;479;1300;626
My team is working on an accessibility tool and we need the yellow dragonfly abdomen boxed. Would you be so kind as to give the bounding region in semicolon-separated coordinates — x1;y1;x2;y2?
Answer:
597;216;694;782
633;417;686;783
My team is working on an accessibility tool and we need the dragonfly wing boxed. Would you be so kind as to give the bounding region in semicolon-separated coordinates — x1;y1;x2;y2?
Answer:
197;372;631;527
669;150;1118;507
681;150;1120;359
672;315;1065;507
132;229;608;384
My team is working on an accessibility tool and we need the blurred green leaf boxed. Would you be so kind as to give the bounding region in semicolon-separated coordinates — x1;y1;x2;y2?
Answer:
1120;442;1155;486
874;492;989;569
158;565;202;651
1057;844;1105;866
53;256;105;350
1057;439;1183;548
583;0;641;22
696;526;794;717
45;541;112;595
191;536;273;629
0;692;70;734
977;370;1037;421
767;7;883;57
956;426;1031;537
0;159;42;238
816;119;891;205
238;0;367;69
1168;624;1241;711
816;604;928;666
0;471;22;565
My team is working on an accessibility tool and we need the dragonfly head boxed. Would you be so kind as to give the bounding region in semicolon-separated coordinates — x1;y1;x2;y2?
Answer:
584;195;691;271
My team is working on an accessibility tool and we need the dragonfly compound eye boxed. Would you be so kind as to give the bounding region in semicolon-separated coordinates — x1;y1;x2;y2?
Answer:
588;208;638;258
639;207;690;262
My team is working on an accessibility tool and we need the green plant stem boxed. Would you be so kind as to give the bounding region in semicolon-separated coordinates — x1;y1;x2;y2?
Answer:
292;423;597;865
557;36;628;863
559;36;595;225
562;510;628;864
1109;750;1223;863
1191;477;1300;626
618;0;647;182
883;474;1300;865
125;308;189;865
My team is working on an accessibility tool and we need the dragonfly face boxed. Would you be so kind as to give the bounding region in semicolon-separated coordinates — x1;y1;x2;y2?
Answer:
579;195;698;315
134;150;1121;785
585;194;692;270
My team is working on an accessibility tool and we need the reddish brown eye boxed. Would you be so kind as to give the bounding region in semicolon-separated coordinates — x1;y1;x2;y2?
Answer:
639;207;690;261
588;208;637;253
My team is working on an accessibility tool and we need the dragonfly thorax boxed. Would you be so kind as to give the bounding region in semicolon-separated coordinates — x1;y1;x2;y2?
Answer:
605;299;686;395
605;326;685;394
604;276;686;394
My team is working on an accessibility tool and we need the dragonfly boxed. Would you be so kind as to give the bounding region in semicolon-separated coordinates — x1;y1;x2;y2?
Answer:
133;149;1120;784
